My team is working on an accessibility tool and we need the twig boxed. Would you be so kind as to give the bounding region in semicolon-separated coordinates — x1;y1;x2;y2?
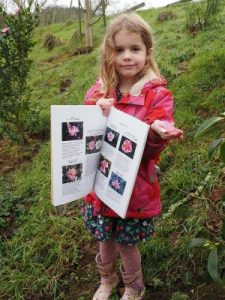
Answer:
161;172;224;216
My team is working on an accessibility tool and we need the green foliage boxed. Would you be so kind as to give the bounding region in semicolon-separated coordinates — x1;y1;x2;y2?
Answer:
0;182;35;229
195;114;225;162
190;223;225;287
171;292;190;300
1;214;80;297
195;117;224;137
186;0;221;31
0;3;40;144
0;144;92;299
207;247;221;285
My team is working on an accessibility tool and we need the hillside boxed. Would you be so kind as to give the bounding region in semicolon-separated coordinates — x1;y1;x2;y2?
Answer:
0;1;225;299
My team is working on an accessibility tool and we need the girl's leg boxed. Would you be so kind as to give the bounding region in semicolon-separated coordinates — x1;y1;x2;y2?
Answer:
117;243;141;274
117;243;145;299
99;238;118;263
93;239;119;300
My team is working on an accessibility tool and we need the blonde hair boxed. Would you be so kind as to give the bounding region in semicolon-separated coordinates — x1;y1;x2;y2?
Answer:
99;13;160;95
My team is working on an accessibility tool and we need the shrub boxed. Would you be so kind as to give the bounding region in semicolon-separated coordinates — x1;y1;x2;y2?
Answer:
0;3;40;144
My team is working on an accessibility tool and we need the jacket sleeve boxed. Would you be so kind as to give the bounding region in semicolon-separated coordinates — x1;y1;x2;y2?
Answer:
143;87;174;159
84;80;104;105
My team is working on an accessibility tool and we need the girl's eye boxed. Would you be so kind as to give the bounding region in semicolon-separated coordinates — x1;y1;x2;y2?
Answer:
115;48;123;53
132;47;140;52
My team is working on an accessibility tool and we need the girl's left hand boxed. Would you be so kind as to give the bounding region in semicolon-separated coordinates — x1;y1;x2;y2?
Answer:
151;120;184;140
96;98;114;116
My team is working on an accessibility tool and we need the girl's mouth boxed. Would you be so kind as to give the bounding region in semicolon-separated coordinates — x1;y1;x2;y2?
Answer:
121;65;135;68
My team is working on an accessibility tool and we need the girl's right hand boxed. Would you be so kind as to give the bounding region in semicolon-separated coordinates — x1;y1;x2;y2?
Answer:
96;98;114;116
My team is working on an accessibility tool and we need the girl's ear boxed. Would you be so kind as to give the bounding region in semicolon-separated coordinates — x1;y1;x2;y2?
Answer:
148;47;153;55
145;48;152;64
147;47;153;56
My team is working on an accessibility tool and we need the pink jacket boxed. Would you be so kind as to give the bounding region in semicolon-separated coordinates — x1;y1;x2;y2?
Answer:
84;72;174;218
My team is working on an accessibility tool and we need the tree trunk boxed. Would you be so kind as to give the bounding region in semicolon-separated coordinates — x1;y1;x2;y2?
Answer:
84;0;93;48
101;0;106;28
52;7;56;24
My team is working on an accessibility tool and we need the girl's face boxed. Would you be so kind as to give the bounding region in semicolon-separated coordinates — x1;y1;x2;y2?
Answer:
113;29;147;85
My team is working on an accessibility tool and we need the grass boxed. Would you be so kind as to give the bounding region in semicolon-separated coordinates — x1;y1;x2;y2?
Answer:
0;0;225;299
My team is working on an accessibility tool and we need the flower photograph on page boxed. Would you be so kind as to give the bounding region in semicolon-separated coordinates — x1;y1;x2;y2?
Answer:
62;122;83;141
85;135;103;154
109;172;126;196
98;154;111;178
104;127;120;148
62;163;82;184
119;136;137;159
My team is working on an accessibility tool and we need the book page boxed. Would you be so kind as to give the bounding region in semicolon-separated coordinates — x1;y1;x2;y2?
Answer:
51;105;107;206
94;107;150;218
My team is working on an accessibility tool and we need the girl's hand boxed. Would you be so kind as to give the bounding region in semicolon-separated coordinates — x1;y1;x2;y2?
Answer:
151;120;184;140
96;98;114;116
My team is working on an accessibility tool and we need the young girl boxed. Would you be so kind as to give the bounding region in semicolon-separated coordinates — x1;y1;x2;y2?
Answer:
81;13;183;300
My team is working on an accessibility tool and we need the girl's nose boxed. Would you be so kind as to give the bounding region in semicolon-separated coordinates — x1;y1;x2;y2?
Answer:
123;49;132;60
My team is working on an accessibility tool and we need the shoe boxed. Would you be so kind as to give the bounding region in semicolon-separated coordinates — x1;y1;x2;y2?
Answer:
120;286;146;300
120;264;145;300
92;272;119;300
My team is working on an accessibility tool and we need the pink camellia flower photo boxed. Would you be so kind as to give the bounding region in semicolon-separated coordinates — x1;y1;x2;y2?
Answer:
88;140;96;150
100;160;109;173
66;168;77;181
67;123;79;136
107;131;114;142
112;179;120;190
122;139;132;153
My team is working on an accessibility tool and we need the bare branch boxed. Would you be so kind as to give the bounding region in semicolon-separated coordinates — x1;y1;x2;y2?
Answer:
93;1;102;14
79;0;85;11
89;13;102;26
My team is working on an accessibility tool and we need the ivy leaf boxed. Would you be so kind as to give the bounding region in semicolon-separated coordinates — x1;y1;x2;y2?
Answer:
207;247;222;285
195;117;224;138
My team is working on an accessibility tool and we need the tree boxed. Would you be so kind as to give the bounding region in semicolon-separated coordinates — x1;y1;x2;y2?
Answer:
81;0;109;48
51;0;58;24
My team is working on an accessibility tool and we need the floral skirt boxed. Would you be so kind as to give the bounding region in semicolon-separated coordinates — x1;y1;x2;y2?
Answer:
81;202;154;245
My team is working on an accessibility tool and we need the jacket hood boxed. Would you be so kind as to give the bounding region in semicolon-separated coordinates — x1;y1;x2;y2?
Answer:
130;70;167;96
97;70;167;97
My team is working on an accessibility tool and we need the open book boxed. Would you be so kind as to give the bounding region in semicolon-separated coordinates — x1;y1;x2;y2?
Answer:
51;105;150;218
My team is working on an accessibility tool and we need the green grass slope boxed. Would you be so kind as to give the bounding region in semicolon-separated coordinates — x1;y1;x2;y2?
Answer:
0;1;225;299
